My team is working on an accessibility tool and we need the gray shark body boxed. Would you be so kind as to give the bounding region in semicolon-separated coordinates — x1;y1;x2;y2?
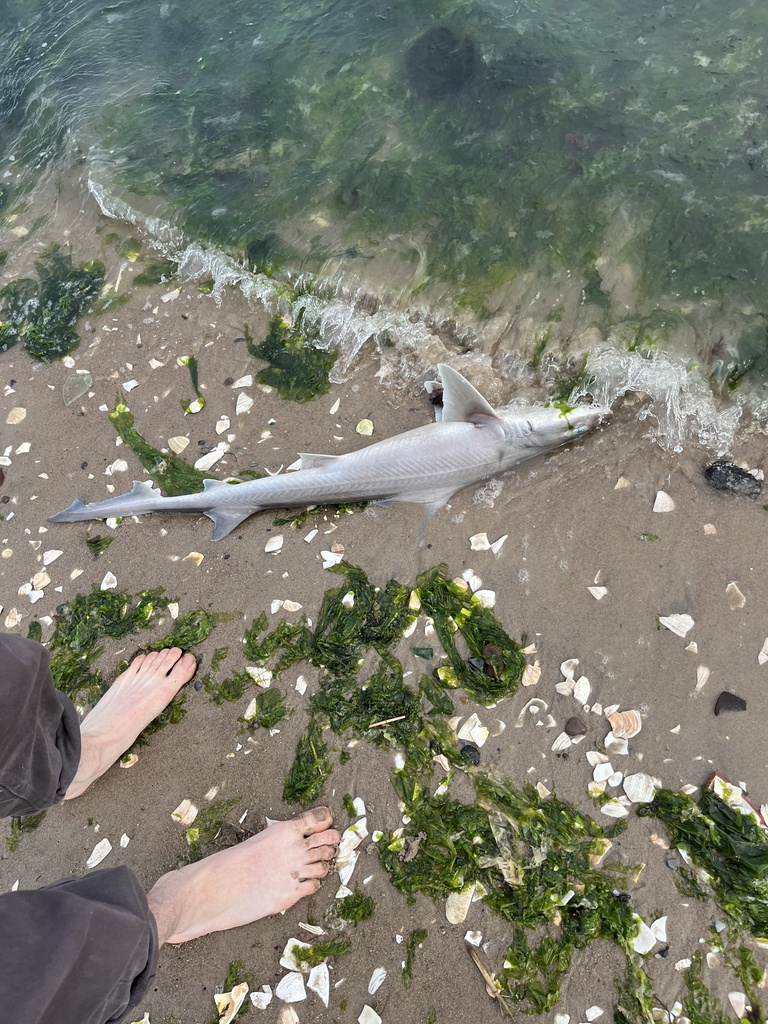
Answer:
49;364;612;541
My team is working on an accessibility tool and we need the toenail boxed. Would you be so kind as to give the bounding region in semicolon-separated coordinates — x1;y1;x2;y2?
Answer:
308;806;330;822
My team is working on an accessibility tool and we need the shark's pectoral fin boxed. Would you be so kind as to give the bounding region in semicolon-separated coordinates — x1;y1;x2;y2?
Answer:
206;507;260;541
298;452;342;470
437;363;500;424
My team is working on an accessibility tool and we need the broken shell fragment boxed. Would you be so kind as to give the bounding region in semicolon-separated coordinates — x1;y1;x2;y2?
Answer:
250;986;273;1010
551;731;573;753
623;773;656;804
600;799;630;819
659;613;694;638
182;551;204;566
695;665;710;692
265;534;284;553
86;838;112;869
521;660;541;687
593;762;615;783
573;675;591;704
446;883;475;924
100;571;118;591
714;691;747;716
307;963;329;1006
469;532;491;551
358;1007;382;1024
607;709;642;739
587;586;608;600
515;697;548;727
6;407;26;425
652;490;675;512
215;983;250;1024
725;581;746;610
632;916;657;954
280;938;312;972
171;799;199;826
275;971;306;1003
367;967;387;995
760;638;768;666
236;392;253;415
356;418;374;436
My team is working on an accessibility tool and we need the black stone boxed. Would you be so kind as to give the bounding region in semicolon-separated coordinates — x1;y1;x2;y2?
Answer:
714;690;747;716
704;460;761;499
405;27;478;100
460;742;481;766
467;657;486;673
564;716;587;738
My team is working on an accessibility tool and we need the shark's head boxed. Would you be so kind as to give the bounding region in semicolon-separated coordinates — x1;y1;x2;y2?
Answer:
498;402;613;457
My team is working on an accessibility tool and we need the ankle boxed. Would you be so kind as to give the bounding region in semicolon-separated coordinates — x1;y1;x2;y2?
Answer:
62;732;105;800
147;871;187;946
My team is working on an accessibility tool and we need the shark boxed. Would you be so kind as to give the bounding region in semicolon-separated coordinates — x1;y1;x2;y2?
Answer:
49;364;612;541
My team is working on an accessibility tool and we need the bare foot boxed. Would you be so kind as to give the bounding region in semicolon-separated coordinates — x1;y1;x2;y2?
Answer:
147;807;341;944
64;648;197;800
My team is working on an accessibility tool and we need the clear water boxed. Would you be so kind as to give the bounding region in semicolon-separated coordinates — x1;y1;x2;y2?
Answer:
2;0;768;450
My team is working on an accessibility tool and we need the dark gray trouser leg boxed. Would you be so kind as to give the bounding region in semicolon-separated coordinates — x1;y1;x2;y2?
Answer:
0;633;81;817
0;634;159;1024
0;865;159;1024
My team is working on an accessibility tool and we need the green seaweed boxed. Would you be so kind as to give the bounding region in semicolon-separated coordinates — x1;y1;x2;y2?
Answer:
26;620;42;643
247;314;336;402
681;953;731;1024
241;687;290;729
211;646;229;670
272;501;368;529
295;937;352;968
179;354;206;414
203;670;251;705
402;929;428;989
144;608;222;651
109;399;209;495
5;810;47;853
185;798;240;862
133;257;177;286
283;719;331;806
85;533;115;557
0;245;104;361
334;888;375;925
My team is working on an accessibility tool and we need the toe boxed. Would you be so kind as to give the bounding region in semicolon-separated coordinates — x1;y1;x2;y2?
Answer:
306;843;338;863
297;806;334;836
306;829;341;851
301;860;330;881
167;651;198;683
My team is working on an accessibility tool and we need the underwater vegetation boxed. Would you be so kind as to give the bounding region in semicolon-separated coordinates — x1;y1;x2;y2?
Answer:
0;246;104;362
245;316;336;402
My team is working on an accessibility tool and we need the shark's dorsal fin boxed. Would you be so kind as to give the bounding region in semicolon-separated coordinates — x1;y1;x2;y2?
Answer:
437;364;499;423
203;478;230;491
298;452;342;470
130;480;159;495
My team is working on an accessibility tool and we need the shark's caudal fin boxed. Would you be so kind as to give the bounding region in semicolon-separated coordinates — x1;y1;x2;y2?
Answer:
437;363;499;423
48;498;89;523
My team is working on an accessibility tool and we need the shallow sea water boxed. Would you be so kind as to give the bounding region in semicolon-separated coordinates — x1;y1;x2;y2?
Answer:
2;0;768;450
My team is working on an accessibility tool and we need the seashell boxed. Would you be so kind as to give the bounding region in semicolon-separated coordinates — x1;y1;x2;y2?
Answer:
604;733;628;755
585;1008;604;1022
63;372;92;406
703;522;717;535
280;938;312;972
458;713;489;748
573;675;591;704
632;916;657;954
473;589;495;608
283;600;302;612
614;476;630;489
560;658;579;679
356;419;374;436
236;392;253;415
308;963;329;1006
245;666;272;688
522;660;541;687
588;838;612;867
171;799;198;826
43;549;63;566
469;532;490;551
651;916;668;943
593;762;615;783
551;731;572;753
321;549;344;569
623;773;656;803
695;665;710;691
465;930;483;946
122;379;139;392
515;697;548;727
232;375;253;388
536;781;551;798
271;600;284;614
607;771;623;788
759;638;768;666
6;407;26;425
358;1006;382;1024
299;921;326;936
275;971;306;1003
182;551;204;566
106;458;129;475
120;834;130;848
215;983;250;1024
265;534;284;553
660;612;695;638
587;750;608;766
367;967;387;995
490;534;508;555
168;602;179;619
729;993;748;1019
587;586;608;600
277;1008;299;1024
168;436;190;454
446;883;475;924
675;958;692;971
250;986;273;1010
32;571;50;590
100;571;118;591
653;490;675;512
600;799;629;819
120;753;139;768
86;838;112;869
726;581;746;610
295;675;308;695
216;415;230;435
29;590;45;605
555;1015;571;1024
607;709;642;738
555;680;574;697
194;443;228;471
588;781;606;798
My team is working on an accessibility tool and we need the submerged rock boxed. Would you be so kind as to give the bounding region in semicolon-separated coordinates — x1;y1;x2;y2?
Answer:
704;460;761;499
405;27;478;100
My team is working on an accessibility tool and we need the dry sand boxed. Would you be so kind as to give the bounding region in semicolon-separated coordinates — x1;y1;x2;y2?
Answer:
2;181;768;1024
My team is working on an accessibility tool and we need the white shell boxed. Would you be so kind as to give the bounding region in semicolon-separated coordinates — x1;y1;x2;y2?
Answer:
215;983;250;1024
446;883;475;924
277;1008;299;1024
560;658;579;679
726;582;746;610
216;416;230;435
651;916;668;943
194;444;228;471
43;549;63;566
593;763;614;783
759;638;768;666
653;490;675;512
729;992;748;1018
659;613;694;638
236;392;254;414
31;571;51;590
265;534;284;553
573;675;591;704
367;967;387;995
521;660;541;687
232;374;253;388
515;698;548;727
250;986;273;1009
490;534;508;555
465;929;483;946
86;838;112;869
585;1008;604;1022
283;600;302;612
280;938;312;972
623;773;656;803
245;666;272;688
473;589;496;608
100;571;118;591
604;732;629;756
307;963;329;1006
587;751;609;766
551;731;573;753
358;1007;382;1024
275;972;306;1003
182;551;204;566
469;532;491;550
600;799;629;819
356;418;374;436
587;586;608;600
458;713;488;748
171;799;198;826
614;476;630;489
6;407;26;425
607;771;623;788
695;665;710;691
632;916;657;954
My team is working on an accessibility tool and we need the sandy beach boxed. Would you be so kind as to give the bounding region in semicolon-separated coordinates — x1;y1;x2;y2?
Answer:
2;180;768;1024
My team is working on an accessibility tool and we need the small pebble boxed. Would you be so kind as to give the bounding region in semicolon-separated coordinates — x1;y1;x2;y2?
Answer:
704;460;761;499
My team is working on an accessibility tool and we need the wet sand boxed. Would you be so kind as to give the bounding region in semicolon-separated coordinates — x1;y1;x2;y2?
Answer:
2;178;768;1024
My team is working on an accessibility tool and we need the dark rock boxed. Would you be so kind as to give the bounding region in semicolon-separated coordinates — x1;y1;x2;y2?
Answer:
467;656;486;673
704;460;761;499
564;716;587;738
714;690;747;716
405;27;478;100
460;742;481;766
